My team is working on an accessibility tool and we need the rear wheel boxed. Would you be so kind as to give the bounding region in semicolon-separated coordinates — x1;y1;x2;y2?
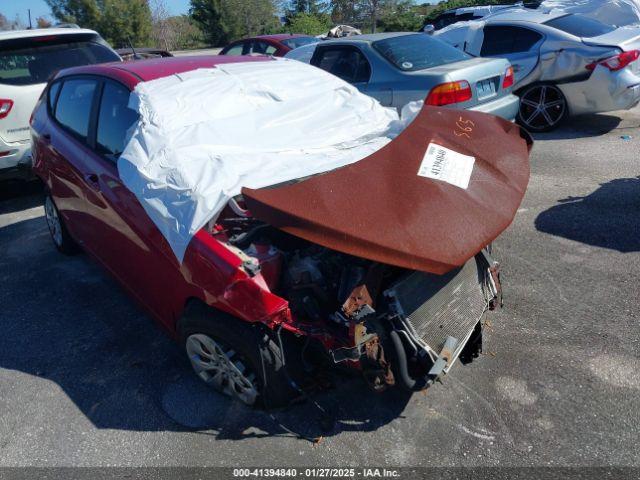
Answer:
179;304;299;409
44;195;79;255
517;83;567;132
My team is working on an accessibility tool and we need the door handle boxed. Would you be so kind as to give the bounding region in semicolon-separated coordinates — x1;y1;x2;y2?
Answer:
85;173;100;190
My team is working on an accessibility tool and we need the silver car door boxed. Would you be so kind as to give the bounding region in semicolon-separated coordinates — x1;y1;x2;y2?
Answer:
479;25;544;85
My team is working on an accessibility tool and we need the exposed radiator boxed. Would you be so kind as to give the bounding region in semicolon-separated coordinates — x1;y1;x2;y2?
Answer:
385;256;488;354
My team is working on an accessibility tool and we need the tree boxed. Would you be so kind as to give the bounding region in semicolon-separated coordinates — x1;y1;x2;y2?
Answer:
288;0;329;15
45;0;152;47
379;0;423;32
36;16;53;28
190;0;278;46
286;12;332;35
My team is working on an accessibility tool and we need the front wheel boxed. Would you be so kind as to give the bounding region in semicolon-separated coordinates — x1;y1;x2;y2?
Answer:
180;305;300;409
517;83;567;132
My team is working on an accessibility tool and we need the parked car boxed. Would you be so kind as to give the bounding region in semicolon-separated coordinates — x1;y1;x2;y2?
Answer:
115;47;173;61
426;4;521;31
285;32;520;120
436;10;640;131
219;34;319;57
0;28;120;181
31;56;531;408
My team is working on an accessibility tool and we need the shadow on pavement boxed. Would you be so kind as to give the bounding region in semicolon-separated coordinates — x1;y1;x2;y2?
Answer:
532;113;627;141
0;216;410;441
535;177;640;252
0;179;43;214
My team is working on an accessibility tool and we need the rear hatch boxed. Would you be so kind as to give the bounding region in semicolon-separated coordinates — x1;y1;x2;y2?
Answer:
0;32;120;143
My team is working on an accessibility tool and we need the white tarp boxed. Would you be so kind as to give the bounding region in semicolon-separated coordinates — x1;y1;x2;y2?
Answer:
118;59;415;262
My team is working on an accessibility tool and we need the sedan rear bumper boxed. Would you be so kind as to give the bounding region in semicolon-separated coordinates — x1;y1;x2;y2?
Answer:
467;93;520;122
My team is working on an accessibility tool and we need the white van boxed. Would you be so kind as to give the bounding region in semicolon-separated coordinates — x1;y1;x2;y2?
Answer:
0;28;120;180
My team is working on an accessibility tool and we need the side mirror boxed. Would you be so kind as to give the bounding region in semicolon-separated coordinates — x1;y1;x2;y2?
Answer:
422;24;435;35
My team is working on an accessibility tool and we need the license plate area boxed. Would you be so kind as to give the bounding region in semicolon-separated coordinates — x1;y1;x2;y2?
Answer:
476;77;499;100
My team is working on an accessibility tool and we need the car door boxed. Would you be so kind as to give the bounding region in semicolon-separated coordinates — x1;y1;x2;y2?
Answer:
78;78;185;326
310;46;384;104
45;76;102;249
479;25;544;85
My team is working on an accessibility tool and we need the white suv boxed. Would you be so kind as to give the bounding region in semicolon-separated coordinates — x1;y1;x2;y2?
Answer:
0;28;120;180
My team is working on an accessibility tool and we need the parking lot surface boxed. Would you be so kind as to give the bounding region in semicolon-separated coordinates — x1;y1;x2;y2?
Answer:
0;109;638;467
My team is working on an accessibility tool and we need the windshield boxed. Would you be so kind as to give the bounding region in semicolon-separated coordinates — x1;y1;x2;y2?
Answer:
281;36;319;49
544;14;616;38
372;34;470;72
0;37;119;86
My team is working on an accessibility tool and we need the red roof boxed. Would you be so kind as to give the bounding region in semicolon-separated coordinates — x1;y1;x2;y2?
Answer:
56;55;272;85
254;34;313;41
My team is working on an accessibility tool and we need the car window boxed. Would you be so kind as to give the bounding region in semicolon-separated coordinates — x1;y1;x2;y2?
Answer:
543;14;615;38
96;81;139;159
313;47;371;84
54;78;98;140
0;36;119;86
250;41;277;55
433;13;457;30
223;43;244;55
480;26;543;56
372;34;470;71
281;36;318;50
48;81;61;112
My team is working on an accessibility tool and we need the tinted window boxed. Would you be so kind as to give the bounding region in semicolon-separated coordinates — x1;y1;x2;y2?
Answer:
96;82;138;159
223;43;244;55
544;14;615;38
433;13;457;30
250;41;277;55
54;79;97;140
0;37;119;86
48;81;61;112
373;34;470;71
314;47;371;83
481;26;542;56
281;36;318;49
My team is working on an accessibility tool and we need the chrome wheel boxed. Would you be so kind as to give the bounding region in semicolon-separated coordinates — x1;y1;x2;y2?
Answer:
45;196;63;247
518;84;566;132
186;333;259;406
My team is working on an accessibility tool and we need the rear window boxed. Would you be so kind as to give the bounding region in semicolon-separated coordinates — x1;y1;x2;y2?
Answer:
372;34;470;71
544;14;615;38
0;36;119;86
280;36;318;50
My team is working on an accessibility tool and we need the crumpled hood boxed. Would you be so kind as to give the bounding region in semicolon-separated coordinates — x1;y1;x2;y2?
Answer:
242;106;532;275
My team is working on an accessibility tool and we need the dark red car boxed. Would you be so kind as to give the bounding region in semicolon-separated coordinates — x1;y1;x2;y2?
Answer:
31;56;530;408
219;34;318;57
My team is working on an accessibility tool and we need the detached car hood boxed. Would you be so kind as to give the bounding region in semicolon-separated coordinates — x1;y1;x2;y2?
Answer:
242;107;533;274
242;106;532;275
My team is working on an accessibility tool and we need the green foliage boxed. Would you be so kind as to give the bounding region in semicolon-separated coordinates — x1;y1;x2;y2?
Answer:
45;0;152;47
379;0;423;32
190;0;278;46
285;12;332;35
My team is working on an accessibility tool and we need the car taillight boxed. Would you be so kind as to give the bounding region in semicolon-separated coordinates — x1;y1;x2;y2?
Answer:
426;80;472;106
0;99;13;119
586;50;640;72
502;66;514;89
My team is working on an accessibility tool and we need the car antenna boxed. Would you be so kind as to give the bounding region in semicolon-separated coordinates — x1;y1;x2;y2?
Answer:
127;37;139;59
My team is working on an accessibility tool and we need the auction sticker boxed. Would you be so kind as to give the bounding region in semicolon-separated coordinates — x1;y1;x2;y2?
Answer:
417;143;475;189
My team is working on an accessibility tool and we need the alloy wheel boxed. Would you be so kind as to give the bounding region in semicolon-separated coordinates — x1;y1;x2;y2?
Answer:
519;84;566;131
44;196;63;247
186;333;259;406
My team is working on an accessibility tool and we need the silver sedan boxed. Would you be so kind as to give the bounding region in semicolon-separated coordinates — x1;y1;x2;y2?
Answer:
285;32;520;121
436;10;640;131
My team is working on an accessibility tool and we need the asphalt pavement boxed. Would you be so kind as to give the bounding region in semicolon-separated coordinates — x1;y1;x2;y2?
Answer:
0;108;638;467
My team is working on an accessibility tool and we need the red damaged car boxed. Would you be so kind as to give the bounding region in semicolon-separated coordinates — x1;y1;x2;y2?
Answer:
31;56;531;408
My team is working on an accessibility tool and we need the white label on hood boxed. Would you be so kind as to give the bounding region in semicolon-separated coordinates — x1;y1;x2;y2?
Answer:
417;143;475;189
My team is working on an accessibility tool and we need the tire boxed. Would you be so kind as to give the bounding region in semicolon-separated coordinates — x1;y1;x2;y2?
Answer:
44;195;79;255
516;83;567;132
179;303;299;409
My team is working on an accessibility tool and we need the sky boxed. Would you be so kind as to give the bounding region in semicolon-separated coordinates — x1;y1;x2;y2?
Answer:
1;0;192;23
